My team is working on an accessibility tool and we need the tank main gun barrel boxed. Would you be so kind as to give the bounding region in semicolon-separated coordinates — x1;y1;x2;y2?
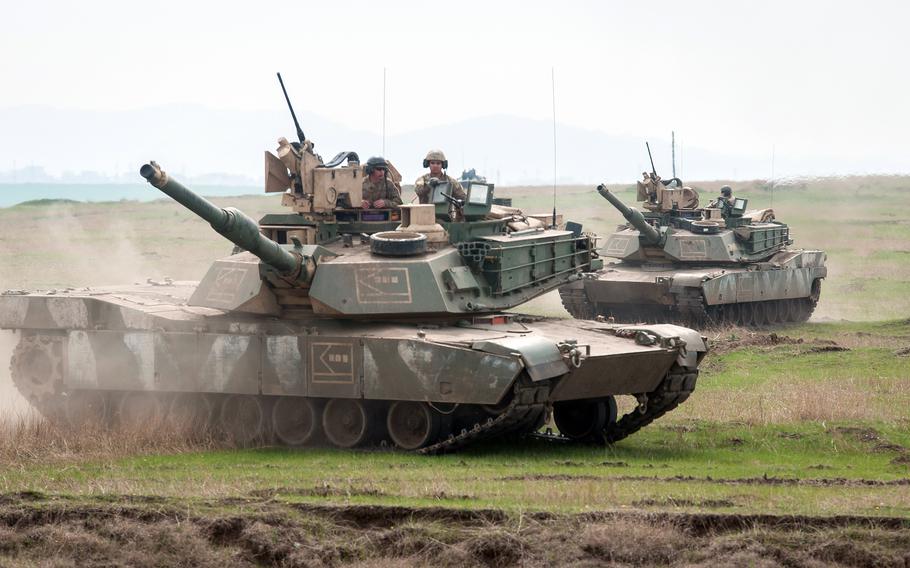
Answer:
140;162;304;278
596;184;661;245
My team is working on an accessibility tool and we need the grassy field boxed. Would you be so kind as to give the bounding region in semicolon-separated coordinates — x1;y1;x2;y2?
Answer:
1;176;909;566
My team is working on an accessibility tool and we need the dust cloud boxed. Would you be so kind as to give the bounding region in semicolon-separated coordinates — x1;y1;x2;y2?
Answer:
39;202;167;287
0;330;33;419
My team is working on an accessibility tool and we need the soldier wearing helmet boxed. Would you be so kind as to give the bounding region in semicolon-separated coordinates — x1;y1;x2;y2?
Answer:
361;156;402;209
415;149;466;211
708;185;735;217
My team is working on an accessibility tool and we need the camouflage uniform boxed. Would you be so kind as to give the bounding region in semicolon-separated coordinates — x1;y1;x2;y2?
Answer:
361;177;402;207
414;173;466;204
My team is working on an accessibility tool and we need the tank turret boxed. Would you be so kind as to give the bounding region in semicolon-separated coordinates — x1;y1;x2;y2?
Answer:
141;162;597;319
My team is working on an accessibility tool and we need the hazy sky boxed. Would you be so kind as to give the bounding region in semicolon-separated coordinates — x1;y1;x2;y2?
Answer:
2;0;907;173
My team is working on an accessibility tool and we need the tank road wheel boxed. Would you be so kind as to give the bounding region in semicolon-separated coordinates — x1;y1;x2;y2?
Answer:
64;390;110;427
791;299;810;322
553;397;618;442
724;303;741;326
219;395;269;446
272;397;322;446
387;401;441;450
10;334;65;418
750;301;767;327
167;394;214;435
764;300;780;326
736;303;753;326
322;399;377;448
778;299;793;323
116;391;166;429
705;305;722;327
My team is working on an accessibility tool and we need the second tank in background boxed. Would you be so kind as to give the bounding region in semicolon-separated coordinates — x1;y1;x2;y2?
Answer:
560;174;827;328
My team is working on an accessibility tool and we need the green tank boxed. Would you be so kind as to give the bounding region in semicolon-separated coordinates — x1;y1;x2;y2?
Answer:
560;174;827;327
0;85;708;452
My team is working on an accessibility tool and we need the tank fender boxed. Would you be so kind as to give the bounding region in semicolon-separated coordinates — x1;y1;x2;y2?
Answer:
667;273;712;294
618;323;708;368
471;336;570;381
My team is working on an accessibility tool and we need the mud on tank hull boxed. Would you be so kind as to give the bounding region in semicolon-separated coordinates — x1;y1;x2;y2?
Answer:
560;249;827;328
1;284;706;453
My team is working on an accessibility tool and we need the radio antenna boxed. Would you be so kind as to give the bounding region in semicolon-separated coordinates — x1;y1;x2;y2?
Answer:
382;67;387;156
671;131;677;178
770;144;776;208
551;67;558;228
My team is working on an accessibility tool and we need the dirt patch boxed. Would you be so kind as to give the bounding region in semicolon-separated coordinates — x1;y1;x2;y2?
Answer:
287;502;509;529
895;346;910;357
604;475;910;487
833;426;909;455
710;332;803;354
709;332;849;356
633;497;737;508
1;499;909;568
250;484;387;499
498;474;600;482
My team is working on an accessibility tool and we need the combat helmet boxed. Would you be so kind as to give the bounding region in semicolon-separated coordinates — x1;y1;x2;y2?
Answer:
423;149;448;169
365;156;389;176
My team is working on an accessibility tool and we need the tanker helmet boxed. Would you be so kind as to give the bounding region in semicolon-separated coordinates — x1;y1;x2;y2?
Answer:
364;156;388;176
423;149;448;169
720;185;732;197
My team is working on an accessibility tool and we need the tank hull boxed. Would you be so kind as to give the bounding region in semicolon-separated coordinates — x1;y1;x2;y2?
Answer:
560;249;827;327
1;284;706;452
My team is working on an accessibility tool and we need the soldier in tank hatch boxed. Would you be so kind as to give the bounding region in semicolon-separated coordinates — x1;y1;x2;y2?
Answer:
708;185;735;217
414;149;466;204
361;156;402;209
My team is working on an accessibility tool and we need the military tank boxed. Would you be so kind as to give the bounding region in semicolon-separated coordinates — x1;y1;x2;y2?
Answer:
560;173;827;328
0;83;707;453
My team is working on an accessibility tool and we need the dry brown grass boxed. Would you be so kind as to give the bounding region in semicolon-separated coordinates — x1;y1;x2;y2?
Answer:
1;499;908;568
679;377;907;424
0;413;219;466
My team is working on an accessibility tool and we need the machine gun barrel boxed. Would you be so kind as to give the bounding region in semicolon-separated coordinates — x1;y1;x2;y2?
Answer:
140;162;303;277
596;184;661;244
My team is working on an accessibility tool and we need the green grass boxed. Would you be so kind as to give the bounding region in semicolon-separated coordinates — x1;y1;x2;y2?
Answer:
4;419;909;517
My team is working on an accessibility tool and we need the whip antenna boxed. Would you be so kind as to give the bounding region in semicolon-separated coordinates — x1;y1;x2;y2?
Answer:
770;144;775;208
551;67;558;228
672;131;676;178
382;67;387;156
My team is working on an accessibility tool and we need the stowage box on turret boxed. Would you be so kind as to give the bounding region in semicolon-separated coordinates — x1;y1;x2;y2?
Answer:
0;80;709;452
560;173;827;327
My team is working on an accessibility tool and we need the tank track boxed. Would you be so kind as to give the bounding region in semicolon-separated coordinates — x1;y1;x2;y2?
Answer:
417;381;551;455
559;287;596;320
564;288;821;329
603;365;698;443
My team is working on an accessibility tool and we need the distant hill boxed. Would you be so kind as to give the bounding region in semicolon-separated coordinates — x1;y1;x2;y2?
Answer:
0;105;902;187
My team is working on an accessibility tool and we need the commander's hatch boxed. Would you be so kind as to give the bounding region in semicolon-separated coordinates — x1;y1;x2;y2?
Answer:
430;181;494;221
